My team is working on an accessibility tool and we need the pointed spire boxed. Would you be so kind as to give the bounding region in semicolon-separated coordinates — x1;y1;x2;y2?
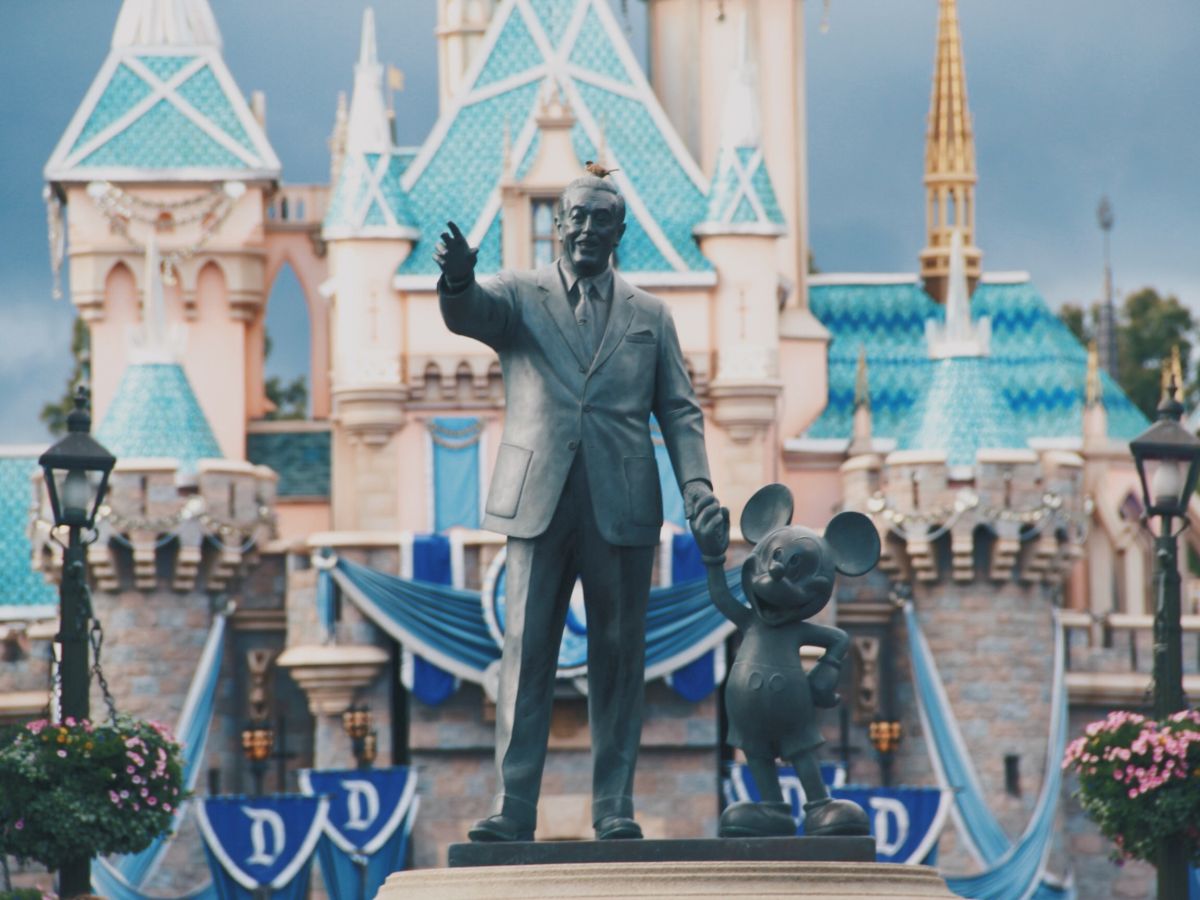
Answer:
329;91;349;185
926;229;990;358
850;346;874;456
346;7;393;155
1085;341;1103;408
919;0;982;302
111;0;222;48
131;234;183;363
694;10;785;237
1162;345;1184;404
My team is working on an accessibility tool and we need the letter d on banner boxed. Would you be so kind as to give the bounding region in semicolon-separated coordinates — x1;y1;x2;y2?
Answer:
243;807;286;866
869;796;911;857
341;779;381;831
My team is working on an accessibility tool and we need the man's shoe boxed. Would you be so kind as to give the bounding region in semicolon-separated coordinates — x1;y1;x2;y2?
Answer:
468;814;534;842
594;815;643;840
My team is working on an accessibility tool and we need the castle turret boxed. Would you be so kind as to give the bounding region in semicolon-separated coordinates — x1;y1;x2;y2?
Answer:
693;13;786;516
323;8;417;531
44;0;281;460
919;0;982;302
436;0;499;111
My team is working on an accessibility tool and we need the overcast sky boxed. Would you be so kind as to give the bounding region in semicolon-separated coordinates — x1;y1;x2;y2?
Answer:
1;1;1196;444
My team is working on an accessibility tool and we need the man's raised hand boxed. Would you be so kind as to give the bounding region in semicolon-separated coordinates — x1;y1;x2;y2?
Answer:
434;221;479;286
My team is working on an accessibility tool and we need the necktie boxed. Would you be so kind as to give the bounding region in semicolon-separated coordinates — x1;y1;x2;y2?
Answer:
576;280;597;359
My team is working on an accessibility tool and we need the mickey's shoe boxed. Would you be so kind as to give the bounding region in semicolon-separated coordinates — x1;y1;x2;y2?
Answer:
802;798;870;836
594;815;643;840
718;801;796;838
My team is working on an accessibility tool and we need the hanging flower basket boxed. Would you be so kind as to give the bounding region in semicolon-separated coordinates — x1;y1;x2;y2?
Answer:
1063;708;1200;865
0;715;185;873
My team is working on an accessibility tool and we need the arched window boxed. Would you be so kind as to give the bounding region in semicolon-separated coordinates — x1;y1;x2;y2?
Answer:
263;262;311;419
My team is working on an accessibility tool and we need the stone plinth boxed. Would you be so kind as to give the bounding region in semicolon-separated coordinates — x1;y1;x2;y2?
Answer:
449;836;875;867
379;860;955;899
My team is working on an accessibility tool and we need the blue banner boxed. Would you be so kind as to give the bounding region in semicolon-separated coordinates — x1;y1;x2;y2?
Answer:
197;795;328;900
724;764;948;865
299;768;418;900
429;417;482;531
665;533;721;701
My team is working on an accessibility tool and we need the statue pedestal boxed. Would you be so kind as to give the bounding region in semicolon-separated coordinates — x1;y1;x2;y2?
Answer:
376;838;956;899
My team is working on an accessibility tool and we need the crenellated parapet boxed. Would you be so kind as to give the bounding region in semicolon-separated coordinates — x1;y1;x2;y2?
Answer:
31;459;277;594
842;447;1087;586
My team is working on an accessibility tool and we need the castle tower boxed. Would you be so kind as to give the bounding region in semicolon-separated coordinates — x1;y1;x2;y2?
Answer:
918;0;983;302
644;0;814;317
693;12;786;516
436;0;499;110
322;8;419;531
44;0;282;460
841;235;1083;867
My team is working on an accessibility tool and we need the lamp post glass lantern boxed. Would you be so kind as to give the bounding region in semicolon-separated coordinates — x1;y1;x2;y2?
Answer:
343;703;377;769
241;720;275;795
1127;376;1200;900
39;385;116;899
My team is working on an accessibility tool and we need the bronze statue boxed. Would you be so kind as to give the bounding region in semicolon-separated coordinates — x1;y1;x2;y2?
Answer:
436;175;719;842
692;484;879;838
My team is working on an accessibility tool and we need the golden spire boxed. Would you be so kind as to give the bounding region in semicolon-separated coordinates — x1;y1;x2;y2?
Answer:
1161;345;1184;402
1085;341;1102;408
919;0;982;303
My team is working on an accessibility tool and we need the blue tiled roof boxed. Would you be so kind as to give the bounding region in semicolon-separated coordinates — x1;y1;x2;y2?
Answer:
96;363;222;470
806;279;1148;451
323;152;419;238
396;0;711;277
246;430;330;498
698;145;786;233
0;456;56;613
47;49;279;180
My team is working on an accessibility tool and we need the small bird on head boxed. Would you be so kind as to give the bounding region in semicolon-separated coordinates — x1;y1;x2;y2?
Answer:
585;160;619;178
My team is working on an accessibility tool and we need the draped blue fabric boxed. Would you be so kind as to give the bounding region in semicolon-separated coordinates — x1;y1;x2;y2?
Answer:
92;858;217;900
409;534;458;705
325;552;745;688
651;415;687;528
299;767;418;900
905;604;1074;899
198;795;328;900
1191;865;1200;900
316;557;337;637
106;606;230;889
431;416;481;531
666;533;720;701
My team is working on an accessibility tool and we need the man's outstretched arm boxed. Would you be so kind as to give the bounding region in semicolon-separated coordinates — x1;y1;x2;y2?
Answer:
436;220;516;349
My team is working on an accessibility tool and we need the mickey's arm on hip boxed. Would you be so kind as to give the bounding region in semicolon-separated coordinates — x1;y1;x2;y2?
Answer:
435;220;515;348
690;491;751;630
802;622;851;708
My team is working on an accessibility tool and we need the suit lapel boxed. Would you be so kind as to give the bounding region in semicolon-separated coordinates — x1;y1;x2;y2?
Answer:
590;272;636;374
536;265;589;370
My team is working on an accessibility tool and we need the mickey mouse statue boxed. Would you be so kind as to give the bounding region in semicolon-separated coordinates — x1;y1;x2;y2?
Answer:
692;483;880;838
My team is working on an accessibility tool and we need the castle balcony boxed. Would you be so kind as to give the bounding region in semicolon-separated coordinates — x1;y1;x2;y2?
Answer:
1062;608;1200;706
265;184;329;232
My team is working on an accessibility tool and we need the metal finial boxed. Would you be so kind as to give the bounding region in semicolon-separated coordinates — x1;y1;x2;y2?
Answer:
1097;196;1114;233
67;384;92;434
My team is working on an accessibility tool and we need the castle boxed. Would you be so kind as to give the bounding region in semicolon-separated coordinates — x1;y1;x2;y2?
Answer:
1;0;1194;897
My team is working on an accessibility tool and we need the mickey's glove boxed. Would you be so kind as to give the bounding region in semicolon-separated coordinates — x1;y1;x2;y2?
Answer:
808;657;842;709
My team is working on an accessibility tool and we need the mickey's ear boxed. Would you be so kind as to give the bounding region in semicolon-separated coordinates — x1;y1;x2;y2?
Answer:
824;511;881;577
740;484;794;545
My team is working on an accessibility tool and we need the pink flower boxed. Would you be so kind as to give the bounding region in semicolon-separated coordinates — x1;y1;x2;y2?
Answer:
64;716;76;726
14;819;24;830
57;749;67;758
1114;771;1123;781
163;803;172;812
127;766;135;775
140;788;148;798
26;719;47;735
147;797;157;806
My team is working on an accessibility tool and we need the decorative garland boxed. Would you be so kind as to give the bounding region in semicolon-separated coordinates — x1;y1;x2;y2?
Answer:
86;181;245;284
33;496;274;543
866;489;1090;545
426;418;483;449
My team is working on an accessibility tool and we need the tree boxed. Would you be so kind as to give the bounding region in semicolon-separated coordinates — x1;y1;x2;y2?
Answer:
1117;288;1192;418
40;317;90;435
262;330;308;420
1058;288;1193;419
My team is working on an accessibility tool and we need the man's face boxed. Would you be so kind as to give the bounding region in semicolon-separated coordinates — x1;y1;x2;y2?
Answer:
556;187;625;277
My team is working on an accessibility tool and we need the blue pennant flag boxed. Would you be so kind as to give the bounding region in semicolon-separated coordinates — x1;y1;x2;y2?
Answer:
725;764;949;865
197;795;328;900
407;533;460;705
299;768;418;900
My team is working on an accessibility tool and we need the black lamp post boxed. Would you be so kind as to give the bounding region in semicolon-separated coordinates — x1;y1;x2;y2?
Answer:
38;385;115;899
1128;376;1200;900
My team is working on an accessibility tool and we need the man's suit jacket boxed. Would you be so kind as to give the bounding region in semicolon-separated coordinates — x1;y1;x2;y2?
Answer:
439;262;710;547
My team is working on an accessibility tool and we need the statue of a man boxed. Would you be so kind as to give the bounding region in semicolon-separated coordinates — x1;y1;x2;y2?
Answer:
436;175;718;842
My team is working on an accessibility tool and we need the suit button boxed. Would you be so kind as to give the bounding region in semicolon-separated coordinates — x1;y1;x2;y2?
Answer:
568;440;578;450
583;404;593;413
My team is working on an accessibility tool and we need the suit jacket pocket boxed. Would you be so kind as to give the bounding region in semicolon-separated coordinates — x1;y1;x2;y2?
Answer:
624;456;663;527
486;443;533;518
624;331;656;344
